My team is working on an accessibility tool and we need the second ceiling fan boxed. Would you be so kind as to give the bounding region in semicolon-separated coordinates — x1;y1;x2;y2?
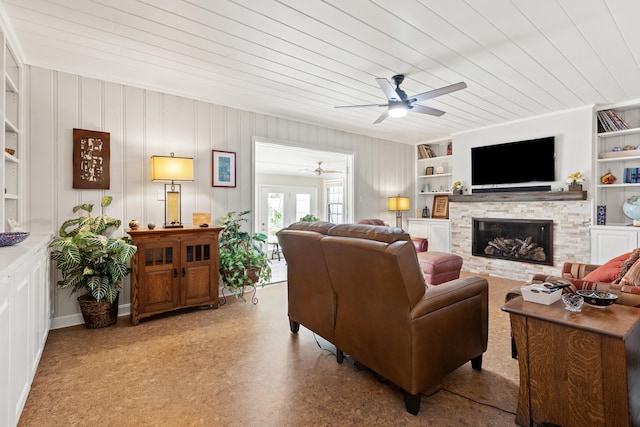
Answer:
335;74;467;124
300;161;343;176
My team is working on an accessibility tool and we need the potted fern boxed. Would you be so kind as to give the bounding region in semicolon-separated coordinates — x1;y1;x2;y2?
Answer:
218;210;272;302
48;196;137;328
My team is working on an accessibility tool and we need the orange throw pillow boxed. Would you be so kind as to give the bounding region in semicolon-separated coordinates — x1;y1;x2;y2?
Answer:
583;251;633;283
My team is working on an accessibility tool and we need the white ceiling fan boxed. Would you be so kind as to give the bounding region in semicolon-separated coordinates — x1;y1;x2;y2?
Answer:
335;74;467;124
300;161;343;176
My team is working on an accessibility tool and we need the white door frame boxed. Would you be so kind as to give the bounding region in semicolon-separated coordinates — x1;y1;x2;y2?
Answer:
251;137;354;232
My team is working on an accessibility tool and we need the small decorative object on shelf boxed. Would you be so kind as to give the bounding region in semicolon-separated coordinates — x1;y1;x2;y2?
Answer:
129;219;140;230
147;222;156;230
601;172;616;185
566;171;584;191
435;166;445;174
623;196;640;226
597;205;606;225
451;181;464;195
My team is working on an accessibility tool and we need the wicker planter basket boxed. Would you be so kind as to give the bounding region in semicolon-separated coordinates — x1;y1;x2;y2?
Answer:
77;293;119;329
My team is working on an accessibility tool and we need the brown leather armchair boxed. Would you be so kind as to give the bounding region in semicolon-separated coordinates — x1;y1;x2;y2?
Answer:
275;221;337;344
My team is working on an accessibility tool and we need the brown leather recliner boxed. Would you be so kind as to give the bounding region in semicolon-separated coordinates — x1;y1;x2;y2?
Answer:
277;222;488;415
275;221;337;344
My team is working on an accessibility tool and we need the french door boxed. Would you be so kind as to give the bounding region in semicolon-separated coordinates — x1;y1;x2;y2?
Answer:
258;185;318;240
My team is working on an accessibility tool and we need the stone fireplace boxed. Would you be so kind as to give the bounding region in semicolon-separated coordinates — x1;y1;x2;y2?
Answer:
449;193;591;282
472;218;553;266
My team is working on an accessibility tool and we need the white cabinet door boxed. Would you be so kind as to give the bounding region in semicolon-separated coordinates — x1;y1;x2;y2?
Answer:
407;220;429;239
429;222;451;252
0;275;11;427
11;263;29;425
590;227;639;264
407;219;451;253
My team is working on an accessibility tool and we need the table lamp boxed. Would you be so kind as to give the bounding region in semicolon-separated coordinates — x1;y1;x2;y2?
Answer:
388;196;410;229
151;153;194;228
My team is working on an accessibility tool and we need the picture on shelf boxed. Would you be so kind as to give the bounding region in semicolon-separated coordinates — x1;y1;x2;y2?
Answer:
426;166;434;175
432;195;449;219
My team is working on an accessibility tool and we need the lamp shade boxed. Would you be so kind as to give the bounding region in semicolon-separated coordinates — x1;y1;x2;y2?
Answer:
388;196;410;211
151;155;194;181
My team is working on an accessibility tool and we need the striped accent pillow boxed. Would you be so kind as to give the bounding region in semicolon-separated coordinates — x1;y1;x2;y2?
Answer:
619;257;640;287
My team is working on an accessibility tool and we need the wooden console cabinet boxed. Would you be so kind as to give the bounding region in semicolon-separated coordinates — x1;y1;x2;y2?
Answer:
503;297;640;427
127;226;223;325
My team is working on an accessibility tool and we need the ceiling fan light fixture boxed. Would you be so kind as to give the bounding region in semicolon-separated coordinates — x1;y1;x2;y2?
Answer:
388;103;408;118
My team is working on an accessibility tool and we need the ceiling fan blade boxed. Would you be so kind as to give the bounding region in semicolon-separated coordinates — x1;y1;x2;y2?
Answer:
410;82;467;103
334;103;388;109
373;109;389;124
410;104;446;117
375;78;402;101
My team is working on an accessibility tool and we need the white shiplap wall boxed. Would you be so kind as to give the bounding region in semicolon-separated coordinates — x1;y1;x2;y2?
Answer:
27;65;415;326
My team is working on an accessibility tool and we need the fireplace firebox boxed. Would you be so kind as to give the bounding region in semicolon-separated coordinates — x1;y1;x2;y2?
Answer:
472;218;553;265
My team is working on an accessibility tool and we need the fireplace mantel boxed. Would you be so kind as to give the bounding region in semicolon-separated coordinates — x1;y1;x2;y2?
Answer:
450;191;587;203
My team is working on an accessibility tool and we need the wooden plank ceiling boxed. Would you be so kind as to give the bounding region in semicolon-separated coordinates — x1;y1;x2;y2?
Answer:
3;0;640;144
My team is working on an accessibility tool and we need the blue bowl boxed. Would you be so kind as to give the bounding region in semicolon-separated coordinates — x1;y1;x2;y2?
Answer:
0;232;30;247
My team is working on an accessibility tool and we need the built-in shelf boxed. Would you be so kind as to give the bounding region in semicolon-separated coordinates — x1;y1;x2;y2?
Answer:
449;191;587;203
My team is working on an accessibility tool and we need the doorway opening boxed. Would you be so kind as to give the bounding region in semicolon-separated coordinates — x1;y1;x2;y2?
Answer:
253;139;354;283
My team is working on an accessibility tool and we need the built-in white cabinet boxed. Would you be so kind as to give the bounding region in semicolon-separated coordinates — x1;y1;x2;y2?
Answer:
594;102;640;227
415;138;453;219
590;225;639;264
407;218;451;253
591;102;640;263
0;235;51;427
1;28;22;232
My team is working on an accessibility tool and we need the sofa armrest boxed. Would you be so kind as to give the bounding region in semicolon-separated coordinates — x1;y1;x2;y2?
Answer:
411;276;488;319
412;237;428;253
561;261;601;280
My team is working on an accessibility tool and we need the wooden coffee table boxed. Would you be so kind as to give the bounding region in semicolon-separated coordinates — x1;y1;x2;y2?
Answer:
502;297;640;427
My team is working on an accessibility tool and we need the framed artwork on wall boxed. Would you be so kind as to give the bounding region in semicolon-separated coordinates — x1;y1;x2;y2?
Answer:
432;194;449;219
72;128;110;189
212;150;236;187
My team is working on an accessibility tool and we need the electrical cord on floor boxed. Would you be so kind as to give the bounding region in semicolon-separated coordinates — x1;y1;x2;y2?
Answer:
313;333;339;358
426;387;517;416
311;333;516;416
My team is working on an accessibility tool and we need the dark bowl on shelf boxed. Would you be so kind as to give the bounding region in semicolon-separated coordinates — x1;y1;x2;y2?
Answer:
0;232;30;247
576;290;618;307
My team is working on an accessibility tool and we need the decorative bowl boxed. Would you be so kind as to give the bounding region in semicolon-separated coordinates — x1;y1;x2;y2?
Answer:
576;290;618;307
562;293;584;312
0;231;30;247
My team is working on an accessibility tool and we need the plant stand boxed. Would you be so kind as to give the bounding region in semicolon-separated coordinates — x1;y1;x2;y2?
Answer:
220;281;258;306
220;242;261;306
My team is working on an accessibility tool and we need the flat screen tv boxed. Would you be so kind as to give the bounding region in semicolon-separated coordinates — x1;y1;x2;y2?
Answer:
471;136;555;186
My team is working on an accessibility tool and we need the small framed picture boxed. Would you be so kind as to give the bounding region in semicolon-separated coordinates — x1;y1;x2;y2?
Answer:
432;194;449;219
426;166;434;176
212;150;236;187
